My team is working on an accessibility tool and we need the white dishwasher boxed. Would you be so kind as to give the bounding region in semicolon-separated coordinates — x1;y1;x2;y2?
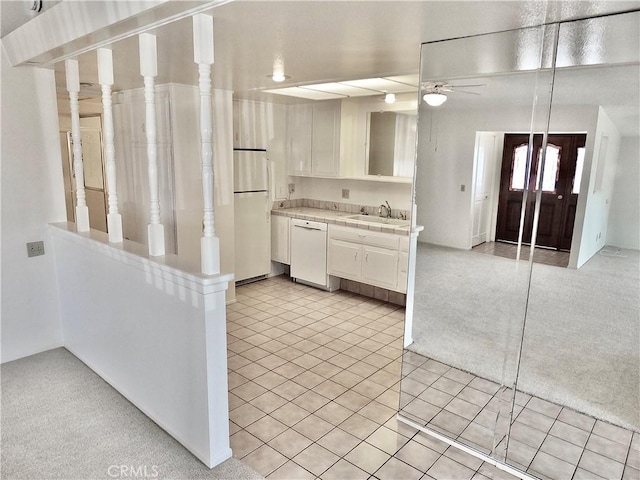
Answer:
290;219;340;291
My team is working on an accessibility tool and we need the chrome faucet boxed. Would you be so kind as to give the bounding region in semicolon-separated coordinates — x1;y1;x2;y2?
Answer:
378;201;392;218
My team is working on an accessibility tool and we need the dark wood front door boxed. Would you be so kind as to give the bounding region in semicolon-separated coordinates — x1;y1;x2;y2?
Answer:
496;133;586;250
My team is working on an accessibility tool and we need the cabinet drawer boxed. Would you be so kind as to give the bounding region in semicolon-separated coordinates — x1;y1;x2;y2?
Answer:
329;225;399;249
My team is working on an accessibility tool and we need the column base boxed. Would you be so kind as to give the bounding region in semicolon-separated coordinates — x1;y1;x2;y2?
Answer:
107;213;123;243
75;205;90;232
201;236;220;275
148;223;165;256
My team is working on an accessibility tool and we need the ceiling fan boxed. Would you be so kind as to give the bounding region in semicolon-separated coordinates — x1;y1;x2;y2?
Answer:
421;81;485;106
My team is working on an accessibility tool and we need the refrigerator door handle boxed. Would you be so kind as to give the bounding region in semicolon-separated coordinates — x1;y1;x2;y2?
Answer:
266;192;271;222
266;159;271;222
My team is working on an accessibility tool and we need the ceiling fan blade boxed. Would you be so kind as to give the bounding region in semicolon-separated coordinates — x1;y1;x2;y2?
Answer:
449;83;486;88
452;89;482;96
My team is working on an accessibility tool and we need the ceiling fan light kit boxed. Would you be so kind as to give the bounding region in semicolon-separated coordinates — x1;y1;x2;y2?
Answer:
423;92;447;106
421;81;484;106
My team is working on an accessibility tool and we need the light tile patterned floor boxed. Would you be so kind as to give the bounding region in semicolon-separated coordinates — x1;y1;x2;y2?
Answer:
399;351;640;480
227;276;639;480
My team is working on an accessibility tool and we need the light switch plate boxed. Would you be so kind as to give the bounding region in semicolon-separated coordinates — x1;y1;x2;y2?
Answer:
27;241;45;257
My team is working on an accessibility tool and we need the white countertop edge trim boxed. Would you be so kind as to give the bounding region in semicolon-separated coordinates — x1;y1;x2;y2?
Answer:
49;223;233;294
288;174;413;184
272;209;423;236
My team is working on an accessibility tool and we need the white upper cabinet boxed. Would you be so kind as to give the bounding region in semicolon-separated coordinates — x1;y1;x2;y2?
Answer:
287;104;313;175
287;101;341;177
310;102;341;176
234;100;270;149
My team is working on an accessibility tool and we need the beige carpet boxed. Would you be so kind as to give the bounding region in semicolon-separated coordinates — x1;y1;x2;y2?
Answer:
1;348;264;480
409;243;640;431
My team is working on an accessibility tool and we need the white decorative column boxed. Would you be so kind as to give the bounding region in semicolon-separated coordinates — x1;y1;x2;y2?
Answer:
139;33;165;256
193;14;220;275
97;48;123;243
65;59;90;232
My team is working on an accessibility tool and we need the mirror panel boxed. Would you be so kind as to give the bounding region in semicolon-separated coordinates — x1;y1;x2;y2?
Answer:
510;10;640;477
404;9;639;476
367;111;417;177
401;24;558;462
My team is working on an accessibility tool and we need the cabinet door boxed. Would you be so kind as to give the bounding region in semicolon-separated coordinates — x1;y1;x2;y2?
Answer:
361;245;399;290
287;104;312;175
311;103;340;176
397;251;409;293
271;215;290;264
235;100;268;149
397;237;410;293
327;238;361;280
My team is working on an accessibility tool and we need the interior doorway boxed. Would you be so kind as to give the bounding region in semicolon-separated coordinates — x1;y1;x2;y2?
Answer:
496;133;586;250
62;115;109;233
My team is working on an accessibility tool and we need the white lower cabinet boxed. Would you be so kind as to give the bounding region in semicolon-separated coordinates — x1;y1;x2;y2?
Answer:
398;236;410;293
361;245;399;290
327;238;361;280
328;225;404;292
271;215;290;264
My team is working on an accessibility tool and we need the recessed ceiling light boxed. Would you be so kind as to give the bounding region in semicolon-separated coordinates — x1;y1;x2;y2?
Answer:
267;74;290;82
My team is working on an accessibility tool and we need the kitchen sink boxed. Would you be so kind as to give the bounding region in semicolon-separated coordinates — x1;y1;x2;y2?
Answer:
345;214;410;226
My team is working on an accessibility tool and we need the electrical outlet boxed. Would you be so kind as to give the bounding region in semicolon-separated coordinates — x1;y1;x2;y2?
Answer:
342;189;350;199
288;183;295;194
460;184;466;192
27;241;45;257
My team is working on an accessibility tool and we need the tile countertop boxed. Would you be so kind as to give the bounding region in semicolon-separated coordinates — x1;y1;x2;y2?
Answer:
272;207;424;236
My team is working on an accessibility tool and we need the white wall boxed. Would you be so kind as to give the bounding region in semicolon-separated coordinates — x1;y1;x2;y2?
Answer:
1;48;67;363
296;177;413;213
52;225;232;468
607;137;640;250
415;105;599;250
572;107;622;267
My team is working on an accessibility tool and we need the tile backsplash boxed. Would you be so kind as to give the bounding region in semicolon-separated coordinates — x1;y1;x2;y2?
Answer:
272;198;409;221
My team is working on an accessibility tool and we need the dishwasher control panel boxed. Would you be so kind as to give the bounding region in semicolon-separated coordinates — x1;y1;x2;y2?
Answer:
291;218;328;232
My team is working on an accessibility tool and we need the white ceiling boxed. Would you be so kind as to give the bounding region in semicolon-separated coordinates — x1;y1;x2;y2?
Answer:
35;1;639;135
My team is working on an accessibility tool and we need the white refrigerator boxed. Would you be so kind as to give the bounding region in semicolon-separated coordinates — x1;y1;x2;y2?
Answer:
233;149;271;283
